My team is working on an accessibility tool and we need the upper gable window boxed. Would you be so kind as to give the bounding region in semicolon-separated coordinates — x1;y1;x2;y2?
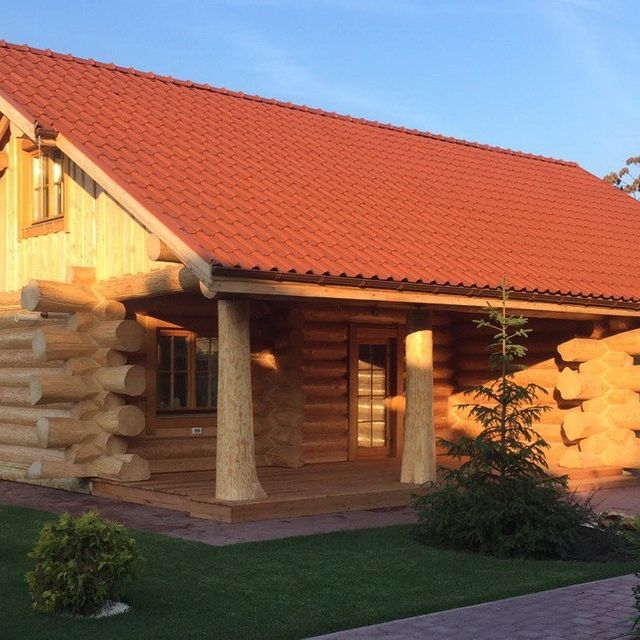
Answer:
21;141;68;238
31;151;64;221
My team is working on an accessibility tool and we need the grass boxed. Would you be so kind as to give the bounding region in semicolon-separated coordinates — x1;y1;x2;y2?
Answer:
1;503;638;640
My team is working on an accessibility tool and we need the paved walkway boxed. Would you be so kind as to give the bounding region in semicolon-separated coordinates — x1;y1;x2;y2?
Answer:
0;480;416;545
311;574;640;640
590;485;640;516
1;480;639;547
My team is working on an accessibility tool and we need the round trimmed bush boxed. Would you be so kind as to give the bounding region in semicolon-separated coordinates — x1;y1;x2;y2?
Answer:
26;511;139;615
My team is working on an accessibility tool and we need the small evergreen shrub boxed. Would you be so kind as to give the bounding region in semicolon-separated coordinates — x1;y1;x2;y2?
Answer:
26;511;139;615
413;279;598;559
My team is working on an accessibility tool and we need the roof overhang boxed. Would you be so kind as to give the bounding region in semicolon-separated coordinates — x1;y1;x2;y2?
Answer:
2;89;638;321
200;269;640;319
0;91;213;285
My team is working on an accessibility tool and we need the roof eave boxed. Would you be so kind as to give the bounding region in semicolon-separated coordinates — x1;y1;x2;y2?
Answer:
205;267;640;318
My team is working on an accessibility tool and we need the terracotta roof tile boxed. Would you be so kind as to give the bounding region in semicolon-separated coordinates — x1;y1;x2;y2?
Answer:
1;40;639;303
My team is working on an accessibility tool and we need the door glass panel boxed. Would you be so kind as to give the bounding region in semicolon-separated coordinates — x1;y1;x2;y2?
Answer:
357;343;388;448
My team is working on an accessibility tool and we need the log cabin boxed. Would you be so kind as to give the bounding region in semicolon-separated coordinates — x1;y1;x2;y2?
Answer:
1;40;640;521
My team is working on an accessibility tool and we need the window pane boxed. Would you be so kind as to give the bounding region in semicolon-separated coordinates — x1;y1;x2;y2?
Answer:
32;156;42;181
195;337;210;371
196;372;210;408
371;422;386;447
370;345;386;369
52;157;63;184
157;374;171;410
172;373;188;409
41;185;50;219
157;334;171;370
357;398;372;422
356;342;388;448
173;336;188;371
53;182;63;216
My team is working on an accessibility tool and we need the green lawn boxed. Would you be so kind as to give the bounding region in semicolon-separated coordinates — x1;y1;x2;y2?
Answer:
1;503;637;640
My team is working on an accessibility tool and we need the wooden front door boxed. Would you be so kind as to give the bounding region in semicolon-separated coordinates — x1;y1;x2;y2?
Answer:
349;326;402;459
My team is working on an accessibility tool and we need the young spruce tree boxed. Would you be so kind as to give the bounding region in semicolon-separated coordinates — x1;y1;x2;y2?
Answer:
413;279;590;559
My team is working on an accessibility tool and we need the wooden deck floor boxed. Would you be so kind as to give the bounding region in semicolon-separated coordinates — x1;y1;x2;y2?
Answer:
92;459;420;523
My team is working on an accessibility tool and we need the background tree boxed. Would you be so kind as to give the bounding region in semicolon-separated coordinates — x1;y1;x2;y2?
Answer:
604;156;640;200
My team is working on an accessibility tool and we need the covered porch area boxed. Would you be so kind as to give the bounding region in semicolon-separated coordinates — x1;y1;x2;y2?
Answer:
91;458;423;523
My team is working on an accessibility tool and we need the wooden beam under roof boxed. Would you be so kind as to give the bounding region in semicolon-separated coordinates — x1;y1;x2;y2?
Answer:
0;114;9;144
199;274;640;319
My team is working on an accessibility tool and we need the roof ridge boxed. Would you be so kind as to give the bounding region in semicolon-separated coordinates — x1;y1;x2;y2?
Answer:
0;39;578;168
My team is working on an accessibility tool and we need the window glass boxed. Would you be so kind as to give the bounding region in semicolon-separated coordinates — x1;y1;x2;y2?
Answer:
30;151;65;222
356;343;388;448
156;330;218;413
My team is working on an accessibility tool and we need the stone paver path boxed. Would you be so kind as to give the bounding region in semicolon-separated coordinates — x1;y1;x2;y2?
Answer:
591;486;640;516
1;479;639;547
310;574;639;640
0;480;415;546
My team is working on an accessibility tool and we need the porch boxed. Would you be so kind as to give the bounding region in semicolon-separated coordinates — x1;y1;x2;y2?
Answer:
92;458;423;523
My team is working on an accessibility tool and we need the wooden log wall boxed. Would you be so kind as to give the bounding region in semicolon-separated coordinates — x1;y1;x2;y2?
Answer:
448;315;595;468
123;301;306;474
301;307;350;463
0;271;150;482
252;307;305;468
299;305;454;464
555;326;640;468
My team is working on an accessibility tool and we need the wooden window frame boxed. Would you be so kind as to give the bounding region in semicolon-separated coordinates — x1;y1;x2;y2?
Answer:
20;140;69;239
140;314;218;433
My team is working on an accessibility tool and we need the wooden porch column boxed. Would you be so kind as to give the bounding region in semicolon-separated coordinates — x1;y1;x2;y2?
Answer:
215;299;266;501
400;309;436;484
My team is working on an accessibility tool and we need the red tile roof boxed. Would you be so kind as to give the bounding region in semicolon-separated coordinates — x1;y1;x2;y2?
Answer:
1;40;639;305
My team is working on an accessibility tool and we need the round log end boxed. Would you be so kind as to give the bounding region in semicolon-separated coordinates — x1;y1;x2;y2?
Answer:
35;417;49;448
103;349;128;367
114;320;144;352
557;338;607;363
179;268;200;291
26;460;43;479
199;280;217;299
20;280;41;312
116;405;145;436
561;412;585;441
123;366;146;396
28;377;44;406
556;368;581;400
94;300;127;321
147;235;181;263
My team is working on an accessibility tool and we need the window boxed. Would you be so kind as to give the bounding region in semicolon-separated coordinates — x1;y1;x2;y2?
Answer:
156;329;218;413
31;150;64;222
20;141;67;237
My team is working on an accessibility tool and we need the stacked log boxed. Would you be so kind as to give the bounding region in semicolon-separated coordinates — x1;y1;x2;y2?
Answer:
0;269;149;483
432;313;456;454
252;308;305;468
448;316;593;467
555;329;640;469
300;309;350;463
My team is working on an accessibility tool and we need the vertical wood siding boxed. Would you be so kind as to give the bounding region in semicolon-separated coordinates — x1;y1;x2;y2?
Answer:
0;130;167;293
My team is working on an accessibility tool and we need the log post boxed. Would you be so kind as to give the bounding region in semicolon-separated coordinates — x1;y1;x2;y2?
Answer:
401;309;436;484
215;299;266;501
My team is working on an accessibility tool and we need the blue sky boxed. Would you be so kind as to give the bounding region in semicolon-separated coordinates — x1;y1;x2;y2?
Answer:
2;0;638;176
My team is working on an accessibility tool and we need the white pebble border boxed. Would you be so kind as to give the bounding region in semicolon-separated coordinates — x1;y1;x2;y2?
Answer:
85;601;130;618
